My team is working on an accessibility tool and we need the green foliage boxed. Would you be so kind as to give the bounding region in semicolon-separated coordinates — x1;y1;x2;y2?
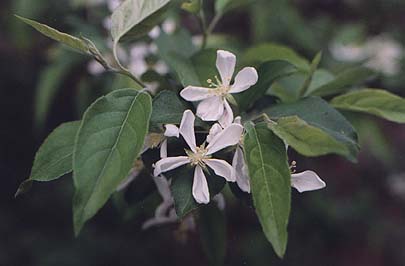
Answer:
15;121;80;197
215;0;254;14
16;15;90;54
181;0;201;13
308;67;375;97
236;61;297;110
199;204;226;266
244;122;291;258
266;97;359;161
111;0;171;43
73;89;152;235
331;89;405;123
267;116;351;158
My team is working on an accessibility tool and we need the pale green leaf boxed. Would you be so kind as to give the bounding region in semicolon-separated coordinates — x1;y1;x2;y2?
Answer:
73;89;152;235
111;0;171;43
265;97;359;161
267;116;350;157
244;122;291;258
331;89;405;123
16;15;90;54
16;121;80;196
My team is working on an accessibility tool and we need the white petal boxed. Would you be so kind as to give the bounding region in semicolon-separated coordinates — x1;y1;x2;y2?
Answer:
179;110;197;152
206;123;223;143
204;159;235;182
153;176;172;202
216;50;236;87
116;169;140;192
180;86;213;101
213;193;226;210
219;99;234;128
154;200;173;218
291;170;326;193
142;212;178;230
196;96;224;121
153;156;190;176
206;124;243;155
193;166;210;204
232;147;250;193
164;124;179;138
160;139;167;158
229;67;258;93
234;116;242;125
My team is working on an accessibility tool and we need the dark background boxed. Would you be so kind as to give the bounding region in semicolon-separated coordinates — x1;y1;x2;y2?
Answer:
1;0;405;265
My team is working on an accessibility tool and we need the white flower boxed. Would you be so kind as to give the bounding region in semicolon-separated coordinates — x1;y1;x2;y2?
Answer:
180;50;258;126
153;110;243;204
290;170;326;193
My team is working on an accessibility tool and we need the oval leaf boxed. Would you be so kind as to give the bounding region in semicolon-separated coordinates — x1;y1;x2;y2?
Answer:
265;97;359;161
244;122;291;258
267;116;350;157
331;89;405;123
73;89;152;235
111;0;171;43
15;121;80;197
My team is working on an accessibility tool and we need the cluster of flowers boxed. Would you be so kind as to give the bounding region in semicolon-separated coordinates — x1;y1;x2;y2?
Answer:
142;50;326;228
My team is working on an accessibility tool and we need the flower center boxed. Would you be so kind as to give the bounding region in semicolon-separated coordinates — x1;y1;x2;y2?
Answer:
186;145;210;167
207;76;230;97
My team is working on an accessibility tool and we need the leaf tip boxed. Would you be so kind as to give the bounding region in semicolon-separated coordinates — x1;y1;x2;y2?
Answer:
14;180;33;198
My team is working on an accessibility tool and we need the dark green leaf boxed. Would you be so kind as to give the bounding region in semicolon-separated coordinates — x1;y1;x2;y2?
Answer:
265;97;359;161
267;116;350;158
215;0;254;14
308;66;375;97
236;61;297;110
16;121;80;197
331;89;405;123
73;89;152;235
199;204;226;266
244;122;291;258
150;90;188;130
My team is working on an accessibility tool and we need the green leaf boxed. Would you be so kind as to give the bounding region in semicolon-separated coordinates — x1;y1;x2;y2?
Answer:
243;43;310;72
199;204;226;266
244;122;291;258
331;89;405;123
165;52;202;87
15;121;80;197
267;116;350;158
236;60;297;110
215;0;254;14
181;0;201;13
169;166;226;217
111;0;171;43
298;51;322;97
16;15;90;54
149;90;188;130
308;66;375;97
265;97;359;161
155;29;197;60
73;89;152;235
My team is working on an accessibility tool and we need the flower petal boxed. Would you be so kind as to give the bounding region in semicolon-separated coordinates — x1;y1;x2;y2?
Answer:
219;99;234;128
234;116;242;125
213;193;226;210
204;159;235;182
207;123;223;143
180;86;213;101
196;96;224;121
164;124;179;138
206;124;243;155
179;110;197;152
229;67;258;93
153;156;190;177
232;147;250;193
216;50;236;87
160;139;168;158
153;176;172;202
291;170;326;193
193;166;210;204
